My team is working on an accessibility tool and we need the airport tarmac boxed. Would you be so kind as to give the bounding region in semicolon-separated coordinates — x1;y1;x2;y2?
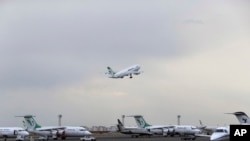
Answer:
0;133;211;141
92;133;210;141
72;133;210;141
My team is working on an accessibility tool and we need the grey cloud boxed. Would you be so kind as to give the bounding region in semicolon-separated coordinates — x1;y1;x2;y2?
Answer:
183;19;204;25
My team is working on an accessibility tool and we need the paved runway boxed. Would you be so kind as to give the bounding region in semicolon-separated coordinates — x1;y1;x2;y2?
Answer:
92;133;210;141
0;133;211;141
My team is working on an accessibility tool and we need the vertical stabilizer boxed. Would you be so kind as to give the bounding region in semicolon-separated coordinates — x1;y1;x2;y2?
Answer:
117;119;125;131
231;112;250;124
107;66;115;77
133;115;151;128
22;115;42;130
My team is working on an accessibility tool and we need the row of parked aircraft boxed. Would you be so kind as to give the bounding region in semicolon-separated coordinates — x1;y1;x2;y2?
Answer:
1;112;249;141
116;111;250;141
117;115;202;140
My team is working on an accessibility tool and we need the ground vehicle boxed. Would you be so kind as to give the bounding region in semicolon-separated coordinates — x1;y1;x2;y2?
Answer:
80;136;96;141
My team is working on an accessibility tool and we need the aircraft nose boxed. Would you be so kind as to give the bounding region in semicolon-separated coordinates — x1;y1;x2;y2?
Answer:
210;133;218;141
20;131;29;136
85;131;92;135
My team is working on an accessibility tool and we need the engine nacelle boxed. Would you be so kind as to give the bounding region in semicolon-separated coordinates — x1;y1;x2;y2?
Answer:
51;130;59;139
134;72;140;75
58;130;66;140
168;128;175;133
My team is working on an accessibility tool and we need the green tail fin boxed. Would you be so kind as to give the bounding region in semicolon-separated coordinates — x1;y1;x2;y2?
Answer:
23;115;42;130
134;115;151;128
107;66;115;76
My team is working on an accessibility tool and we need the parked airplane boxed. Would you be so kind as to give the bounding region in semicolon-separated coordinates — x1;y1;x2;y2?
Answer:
210;126;229;141
131;115;201;138
207;111;250;141
198;120;218;135
0;127;29;141
116;119;152;138
106;64;142;78
18;115;91;140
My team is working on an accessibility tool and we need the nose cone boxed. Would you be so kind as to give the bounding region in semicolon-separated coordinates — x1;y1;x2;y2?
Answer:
85;131;92;136
210;134;217;141
210;133;221;141
195;129;202;134
19;131;30;136
135;65;140;70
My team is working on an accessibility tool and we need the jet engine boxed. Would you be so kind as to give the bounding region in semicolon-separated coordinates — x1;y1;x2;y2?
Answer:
134;72;140;75
59;130;66;140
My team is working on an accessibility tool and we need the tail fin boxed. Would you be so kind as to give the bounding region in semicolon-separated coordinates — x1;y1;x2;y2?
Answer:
106;66;115;76
227;112;250;124
22;115;42;130
132;115;151;128
117;119;125;131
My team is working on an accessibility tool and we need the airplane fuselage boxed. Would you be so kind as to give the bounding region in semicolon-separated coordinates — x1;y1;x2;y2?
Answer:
0;127;29;139
108;64;141;78
210;127;229;141
31;126;91;138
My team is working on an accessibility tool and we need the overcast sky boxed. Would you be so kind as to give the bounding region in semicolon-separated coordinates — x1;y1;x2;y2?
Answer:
0;0;250;127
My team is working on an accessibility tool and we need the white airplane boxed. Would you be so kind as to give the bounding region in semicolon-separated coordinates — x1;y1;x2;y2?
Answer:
210;126;229;141
208;111;250;141
131;115;201;139
18;115;91;140
198;120;218;135
106;64;142;78
0;127;29;141
116;119;152;138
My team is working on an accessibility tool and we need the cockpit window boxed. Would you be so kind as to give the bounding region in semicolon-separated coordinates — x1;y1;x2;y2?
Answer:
79;129;86;131
215;129;227;133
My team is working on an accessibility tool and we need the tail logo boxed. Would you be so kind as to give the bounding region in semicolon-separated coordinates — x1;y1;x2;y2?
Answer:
242;118;247;123
136;118;146;127
26;118;35;127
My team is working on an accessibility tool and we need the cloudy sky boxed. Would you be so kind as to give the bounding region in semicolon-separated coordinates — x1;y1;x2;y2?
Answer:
0;0;250;127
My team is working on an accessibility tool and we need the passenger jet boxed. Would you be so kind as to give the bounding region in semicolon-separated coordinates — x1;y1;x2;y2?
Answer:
116;119;152;138
106;64;142;78
131;115;201;139
0;127;29;141
18;115;91;140
206;111;250;141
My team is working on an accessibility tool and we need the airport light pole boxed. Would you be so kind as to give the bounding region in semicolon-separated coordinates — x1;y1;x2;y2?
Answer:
177;115;181;125
122;115;125;125
58;114;62;126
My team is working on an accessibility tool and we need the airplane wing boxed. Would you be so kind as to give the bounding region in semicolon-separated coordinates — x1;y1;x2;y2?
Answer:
195;133;211;138
35;126;66;131
132;71;143;75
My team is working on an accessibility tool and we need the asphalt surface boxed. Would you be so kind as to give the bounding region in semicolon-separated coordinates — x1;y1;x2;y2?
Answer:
1;133;211;141
92;133;210;141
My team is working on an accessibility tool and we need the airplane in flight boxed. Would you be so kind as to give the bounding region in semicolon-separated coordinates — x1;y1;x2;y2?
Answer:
116;119;152;138
131;115;201;139
18;115;92;140
106;64;142;78
0;127;29;141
